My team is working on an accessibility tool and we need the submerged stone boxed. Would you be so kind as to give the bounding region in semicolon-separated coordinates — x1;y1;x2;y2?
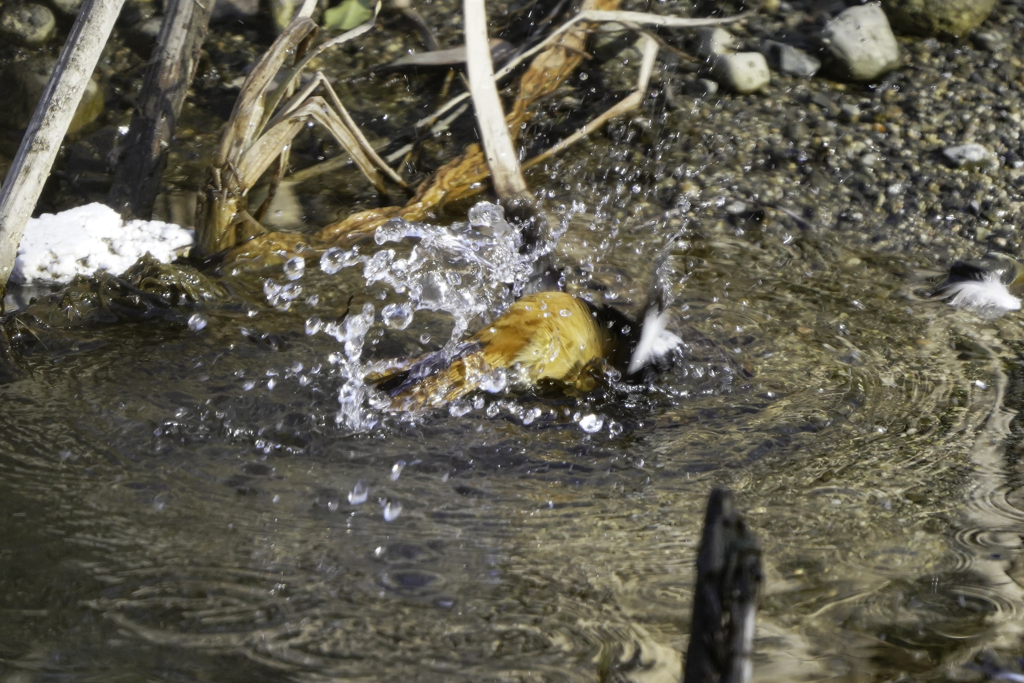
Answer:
0;56;104;133
709;52;771;94
882;0;997;37
0;3;55;46
821;4;901;82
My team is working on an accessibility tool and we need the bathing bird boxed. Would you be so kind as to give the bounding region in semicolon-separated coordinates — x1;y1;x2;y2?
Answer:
368;202;685;410
370;287;682;411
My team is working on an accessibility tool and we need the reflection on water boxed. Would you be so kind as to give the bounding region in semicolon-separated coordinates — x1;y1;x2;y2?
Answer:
4;200;1024;682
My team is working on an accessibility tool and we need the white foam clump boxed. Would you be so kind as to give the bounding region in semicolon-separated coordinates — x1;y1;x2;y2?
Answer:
944;273;1022;313
12;203;194;284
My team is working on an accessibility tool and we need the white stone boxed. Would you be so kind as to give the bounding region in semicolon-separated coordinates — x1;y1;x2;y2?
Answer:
821;3;900;82
695;27;738;58
710;52;771;94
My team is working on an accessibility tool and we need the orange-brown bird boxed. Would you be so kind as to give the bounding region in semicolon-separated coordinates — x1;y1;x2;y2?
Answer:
371;289;682;411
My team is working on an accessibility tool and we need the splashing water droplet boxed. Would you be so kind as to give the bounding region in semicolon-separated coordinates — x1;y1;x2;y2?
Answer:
383;500;402;522
320;246;359;274
479;369;508;394
381;302;414;330
522;406;542;425
390;460;406;481
449;401;472;417
283;256;305;280
420;333;431;345
608;421;623;437
188;313;207;331
364;249;395;283
578;413;604;433
467;201;510;236
348;480;369;505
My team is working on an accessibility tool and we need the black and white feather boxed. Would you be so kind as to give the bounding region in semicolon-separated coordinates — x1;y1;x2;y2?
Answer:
934;259;1023;315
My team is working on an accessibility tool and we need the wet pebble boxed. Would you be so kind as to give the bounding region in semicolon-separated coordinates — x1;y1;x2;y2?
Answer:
882;0;997;37
761;40;820;79
695;27;738;58
709;52;771;94
821;4;900;82
50;0;83;16
943;144;995;169
211;0;259;22
973;29;1008;54
0;56;104;132
0;3;55;46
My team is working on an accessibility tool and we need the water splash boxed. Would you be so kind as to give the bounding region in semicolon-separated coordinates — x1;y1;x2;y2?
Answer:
313;201;562;428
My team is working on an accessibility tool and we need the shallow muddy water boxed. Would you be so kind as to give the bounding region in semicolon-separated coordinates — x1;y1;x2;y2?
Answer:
5;0;1024;678
4;198;1024;682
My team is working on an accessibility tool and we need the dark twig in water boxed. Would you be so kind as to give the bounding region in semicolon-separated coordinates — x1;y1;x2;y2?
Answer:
683;488;762;683
107;0;214;220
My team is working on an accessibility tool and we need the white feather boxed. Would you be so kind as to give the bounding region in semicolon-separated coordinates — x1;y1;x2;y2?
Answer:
627;308;683;375
943;273;1021;312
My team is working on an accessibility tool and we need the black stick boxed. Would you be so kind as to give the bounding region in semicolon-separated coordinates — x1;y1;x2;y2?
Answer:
683;488;763;683
107;0;213;220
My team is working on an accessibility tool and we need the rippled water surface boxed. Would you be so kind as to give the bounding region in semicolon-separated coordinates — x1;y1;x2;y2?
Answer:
5;199;1024;683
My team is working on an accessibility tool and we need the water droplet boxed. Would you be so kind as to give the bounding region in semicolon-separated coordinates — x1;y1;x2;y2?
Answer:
522;407;542;425
420;333;431;345
383;500;403;522
321;246;359;274
449;401;472;417
608;421;623;437
390;460;406;481
558;309;572;317
579;413;604;433
467;201;506;230
348;480;369;505
188;313;207;331
305;316;322;335
381;302;414;330
479;368;507;394
283;256;305;280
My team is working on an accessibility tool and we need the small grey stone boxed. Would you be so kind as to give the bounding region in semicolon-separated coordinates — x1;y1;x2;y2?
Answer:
840;103;861;122
592;23;643;62
118;0;156;26
126;15;162;56
821;3;900;82
0;56;104;133
49;0;84;16
943;143;995;169
689;78;719;97
973;29;1008;53
709;52;771;94
0;4;56;46
761;40;820;78
695;27;738;58
211;0;259;22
